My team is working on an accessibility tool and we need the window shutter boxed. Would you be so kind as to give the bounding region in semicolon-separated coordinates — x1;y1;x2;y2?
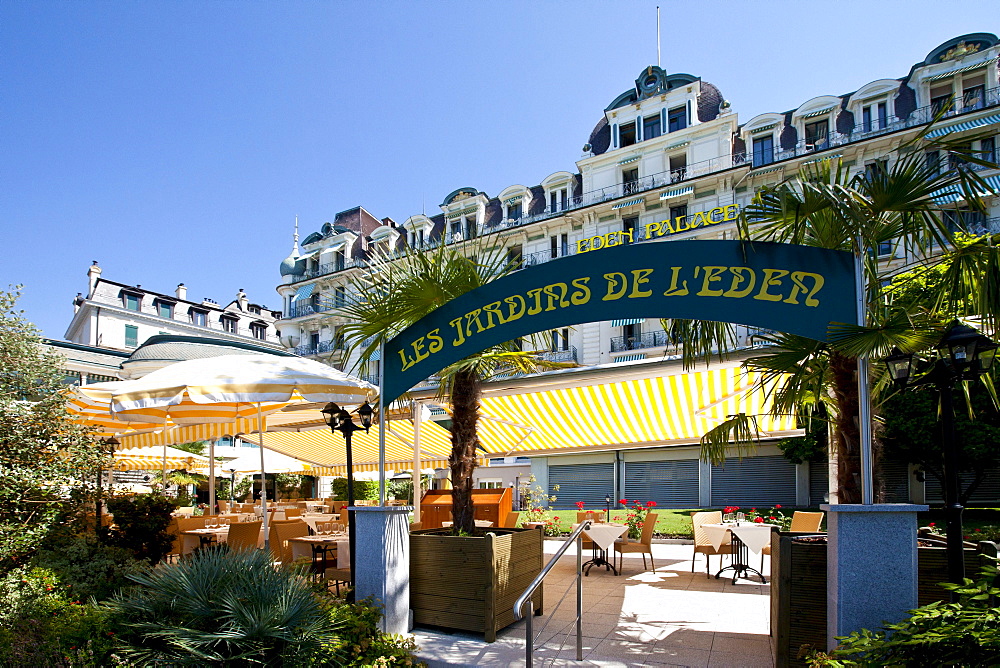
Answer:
687;100;692;124
660;108;666;133
710;455;797;507
613;123;619;148
635;116;643;141
548;463;614;508
623;459;700;507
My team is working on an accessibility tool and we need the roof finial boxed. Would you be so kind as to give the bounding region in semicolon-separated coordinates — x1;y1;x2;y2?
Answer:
293;215;300;256
656;6;661;68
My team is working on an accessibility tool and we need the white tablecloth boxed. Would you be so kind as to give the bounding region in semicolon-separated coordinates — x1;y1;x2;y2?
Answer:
289;535;350;568
702;523;777;554
572;523;628;551
441;520;494;528
301;514;337;531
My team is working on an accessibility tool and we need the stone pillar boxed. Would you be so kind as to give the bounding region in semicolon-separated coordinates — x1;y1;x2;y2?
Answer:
351;505;413;635
822;503;927;650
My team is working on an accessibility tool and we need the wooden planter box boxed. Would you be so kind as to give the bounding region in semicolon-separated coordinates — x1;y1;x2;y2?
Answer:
770;532;998;667
410;526;544;642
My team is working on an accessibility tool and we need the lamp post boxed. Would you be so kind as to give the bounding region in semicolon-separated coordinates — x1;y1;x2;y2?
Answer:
882;321;997;597
95;436;120;540
321;400;374;593
605;494;612;523
227;467;237;505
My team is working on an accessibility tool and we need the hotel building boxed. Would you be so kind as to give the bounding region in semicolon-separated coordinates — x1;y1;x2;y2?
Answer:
275;33;1000;509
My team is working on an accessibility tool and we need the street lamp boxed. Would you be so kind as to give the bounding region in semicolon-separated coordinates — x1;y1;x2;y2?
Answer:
95;436;120;540
321;400;375;593
605;494;612;523
882;321;997;597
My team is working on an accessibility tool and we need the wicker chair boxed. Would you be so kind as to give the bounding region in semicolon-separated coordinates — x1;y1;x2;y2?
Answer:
502;511;521;528
284;507;303;519
614;512;658;573
227;520;262;551
174;516;207;557
691;511;731;577
218;501;230;513
576;511;601;551
269;520;310;564
761;511;825;569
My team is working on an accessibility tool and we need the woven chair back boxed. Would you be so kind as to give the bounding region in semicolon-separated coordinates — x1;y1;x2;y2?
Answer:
227;521;262;551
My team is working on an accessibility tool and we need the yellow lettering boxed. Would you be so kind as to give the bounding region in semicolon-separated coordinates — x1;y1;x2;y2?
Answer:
464;308;488;335
570;277;591;305
708;207;725;223
663;267;690;296
690;210;709;229
591;235;605;251
526;288;545;315
754;268;790;302
603;272;629;301
448;317;466;346
629;269;654;298
786;271;825;307
426;328;444;354
504;295;526;322
696;266;728;296
674;215;689;232
621;229;634;244
481;301;506;329
644;221;662;239
722;267;756;298
605;232;618;248
722;204;739;221
543;282;570;310
410;337;430;365
397;348;417;372
576;238;590;254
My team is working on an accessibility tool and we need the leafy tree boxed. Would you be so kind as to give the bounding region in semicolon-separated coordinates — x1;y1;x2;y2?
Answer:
105;494;176;565
0;287;107;569
691;127;999;503
881;381;1000;505
336;242;558;533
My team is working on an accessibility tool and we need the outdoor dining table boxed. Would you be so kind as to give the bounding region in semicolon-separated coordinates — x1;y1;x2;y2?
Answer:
287;534;350;574
571;522;628;576
701;522;778;584
300;513;338;532
181;526;229;553
441;520;494;528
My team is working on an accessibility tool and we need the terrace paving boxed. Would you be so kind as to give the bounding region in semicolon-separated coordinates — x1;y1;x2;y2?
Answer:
411;540;774;667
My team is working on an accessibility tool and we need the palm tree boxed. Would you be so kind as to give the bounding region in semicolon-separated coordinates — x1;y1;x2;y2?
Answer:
692;127;999;503
334;240;559;533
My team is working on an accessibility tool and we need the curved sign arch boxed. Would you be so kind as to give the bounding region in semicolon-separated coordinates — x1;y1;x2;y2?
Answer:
382;240;858;404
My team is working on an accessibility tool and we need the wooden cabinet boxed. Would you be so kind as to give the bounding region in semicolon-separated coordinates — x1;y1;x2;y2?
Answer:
420;488;513;529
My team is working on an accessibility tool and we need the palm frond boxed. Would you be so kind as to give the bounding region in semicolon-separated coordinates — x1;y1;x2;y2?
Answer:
699;413;761;465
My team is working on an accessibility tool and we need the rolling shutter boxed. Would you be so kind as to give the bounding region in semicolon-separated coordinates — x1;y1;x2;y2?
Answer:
623;459;700;507
809;461;829;506
710;455;797;507
548;462;614;509
926;468;1000;504
881;460;910;503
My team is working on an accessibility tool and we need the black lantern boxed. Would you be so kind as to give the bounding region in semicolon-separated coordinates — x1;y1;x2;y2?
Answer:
605;494;612;523
357;401;374;431
227;467;237;504
883;347;914;388
936;321;994;372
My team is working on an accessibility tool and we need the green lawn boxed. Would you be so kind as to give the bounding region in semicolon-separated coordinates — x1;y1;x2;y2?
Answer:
518;507;1000;540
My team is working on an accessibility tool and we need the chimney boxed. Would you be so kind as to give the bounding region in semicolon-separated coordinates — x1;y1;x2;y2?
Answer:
87;261;101;297
176;283;187;300
237;288;248;311
73;292;83;313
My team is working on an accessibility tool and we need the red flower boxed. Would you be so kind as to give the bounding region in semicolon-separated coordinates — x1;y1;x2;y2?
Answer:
929;522;936;527
646;501;657;507
754;517;764;523
575;501;585;510
751;508;757;512
619;499;628;506
769;516;776;520
775;504;782;509
975;528;982;532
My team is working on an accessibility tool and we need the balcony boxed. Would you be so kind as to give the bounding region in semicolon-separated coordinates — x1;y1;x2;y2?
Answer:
293;340;344;357
609;330;680;353
537;347;578;364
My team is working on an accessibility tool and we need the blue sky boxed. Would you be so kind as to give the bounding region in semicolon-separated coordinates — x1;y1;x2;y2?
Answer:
3;1;997;338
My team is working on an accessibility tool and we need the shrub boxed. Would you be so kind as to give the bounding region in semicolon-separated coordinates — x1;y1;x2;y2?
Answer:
33;535;144;602
104;494;176;564
293;596;423;666
330;477;380;502
0;566;119;667
105;546;344;665
808;562;1000;666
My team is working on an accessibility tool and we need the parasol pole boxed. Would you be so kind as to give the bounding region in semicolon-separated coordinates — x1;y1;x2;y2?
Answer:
412;400;422;524
378;341;386;505
208;438;216;515
257;403;269;548
162;443;167;495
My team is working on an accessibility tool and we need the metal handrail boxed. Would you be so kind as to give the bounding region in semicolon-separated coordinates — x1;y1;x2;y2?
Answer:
514;519;591;666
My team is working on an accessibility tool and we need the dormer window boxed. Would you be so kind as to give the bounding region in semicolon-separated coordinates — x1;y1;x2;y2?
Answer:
189;308;207;327
220;315;238;334
619;121;637;147
862;101;889;132
507;201;522;221
752;135;774;167
250;321;267;340
643;113;662;140
120;290;142;311
667;106;687;133
549;189;568;212
804;119;829;150
154;299;174;319
963;75;986;111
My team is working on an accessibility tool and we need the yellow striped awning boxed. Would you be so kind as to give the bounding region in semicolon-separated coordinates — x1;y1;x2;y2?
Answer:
472;363;797;455
113;446;208;471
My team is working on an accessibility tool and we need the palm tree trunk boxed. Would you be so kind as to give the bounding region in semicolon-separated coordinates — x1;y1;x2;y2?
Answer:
829;350;862;504
449;368;481;534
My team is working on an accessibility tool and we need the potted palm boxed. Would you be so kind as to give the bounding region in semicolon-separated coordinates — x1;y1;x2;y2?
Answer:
337;239;562;640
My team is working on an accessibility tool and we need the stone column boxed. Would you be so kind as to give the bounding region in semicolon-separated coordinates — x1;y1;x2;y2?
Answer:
822;503;927;650
351;505;412;635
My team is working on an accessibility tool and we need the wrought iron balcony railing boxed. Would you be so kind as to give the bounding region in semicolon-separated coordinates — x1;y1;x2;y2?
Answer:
537;347;577;364
609;330;678;352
